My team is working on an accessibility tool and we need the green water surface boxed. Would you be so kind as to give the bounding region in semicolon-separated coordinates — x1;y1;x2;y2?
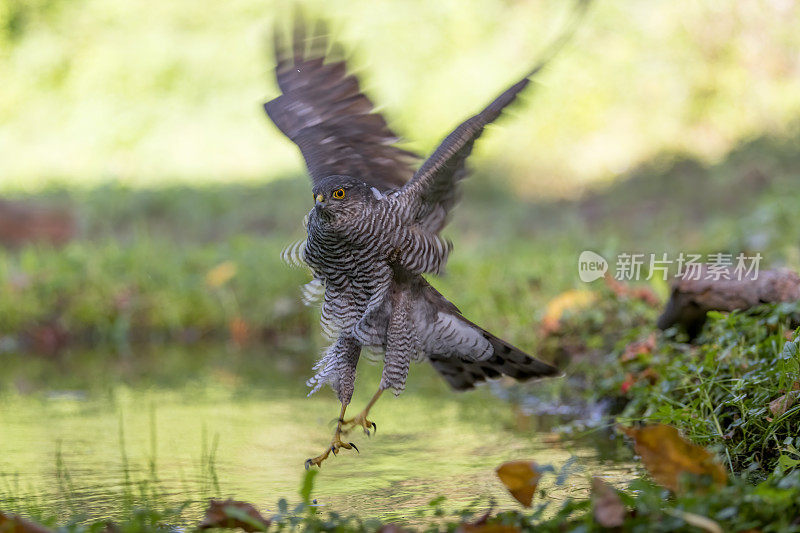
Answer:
0;345;635;525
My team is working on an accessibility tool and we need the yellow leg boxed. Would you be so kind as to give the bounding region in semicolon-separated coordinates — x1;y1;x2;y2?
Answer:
341;389;383;436
305;404;359;469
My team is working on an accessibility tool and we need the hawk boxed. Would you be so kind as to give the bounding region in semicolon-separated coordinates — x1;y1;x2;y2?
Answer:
264;8;585;468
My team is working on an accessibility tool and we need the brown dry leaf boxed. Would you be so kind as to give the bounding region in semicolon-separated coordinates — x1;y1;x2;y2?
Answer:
591;477;626;528
206;261;237;288
495;460;541;507
768;382;800;419
619;424;727;492
0;511;54;533
198;499;271;532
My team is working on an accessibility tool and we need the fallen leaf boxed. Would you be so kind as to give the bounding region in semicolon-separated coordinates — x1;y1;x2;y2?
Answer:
0;511;53;533
619;424;727;492
495;460;541;507
198;499;271;532
768;382;800;419
206;261;237;288
591;477;626;528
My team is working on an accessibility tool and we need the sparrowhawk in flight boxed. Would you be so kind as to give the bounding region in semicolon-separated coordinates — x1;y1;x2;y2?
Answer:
263;5;586;468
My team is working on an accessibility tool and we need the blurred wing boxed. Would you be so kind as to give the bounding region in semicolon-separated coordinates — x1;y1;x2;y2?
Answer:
399;0;590;233
399;76;534;233
264;19;418;191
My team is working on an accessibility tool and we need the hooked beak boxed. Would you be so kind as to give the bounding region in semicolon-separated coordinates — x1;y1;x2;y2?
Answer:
315;193;325;208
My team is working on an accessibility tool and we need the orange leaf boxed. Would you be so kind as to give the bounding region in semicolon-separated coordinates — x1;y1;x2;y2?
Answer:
591;477;626;528
198;499;271;532
495;460;541;507
619;425;727;492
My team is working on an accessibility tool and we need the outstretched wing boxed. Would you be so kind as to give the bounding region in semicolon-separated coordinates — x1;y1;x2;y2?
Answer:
399;0;590;233
264;18;418;191
398;76;533;234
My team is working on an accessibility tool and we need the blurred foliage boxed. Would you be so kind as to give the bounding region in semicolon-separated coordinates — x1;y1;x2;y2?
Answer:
1;0;799;192
0;0;67;42
621;307;800;477
538;275;800;477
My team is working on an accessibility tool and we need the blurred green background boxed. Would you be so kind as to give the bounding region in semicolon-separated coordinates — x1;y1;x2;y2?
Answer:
2;0;799;194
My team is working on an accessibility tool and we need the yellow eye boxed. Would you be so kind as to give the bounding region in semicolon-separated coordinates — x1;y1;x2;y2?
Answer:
332;188;345;200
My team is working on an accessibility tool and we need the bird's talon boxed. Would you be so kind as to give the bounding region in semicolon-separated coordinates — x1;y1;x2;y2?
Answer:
341;412;377;436
350;442;359;453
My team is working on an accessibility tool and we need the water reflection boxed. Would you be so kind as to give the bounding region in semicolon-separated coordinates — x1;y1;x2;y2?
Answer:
0;345;635;524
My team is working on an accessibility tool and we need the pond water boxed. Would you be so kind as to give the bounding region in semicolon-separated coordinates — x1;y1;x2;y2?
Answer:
0;344;636;525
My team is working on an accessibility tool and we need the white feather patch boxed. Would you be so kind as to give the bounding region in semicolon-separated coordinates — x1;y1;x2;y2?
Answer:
423;313;492;361
301;278;325;307
281;239;308;268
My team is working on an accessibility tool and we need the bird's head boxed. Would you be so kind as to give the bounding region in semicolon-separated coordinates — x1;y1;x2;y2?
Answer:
311;175;379;222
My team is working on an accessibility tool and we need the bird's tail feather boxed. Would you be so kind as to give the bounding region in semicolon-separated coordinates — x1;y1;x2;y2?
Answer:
429;321;559;391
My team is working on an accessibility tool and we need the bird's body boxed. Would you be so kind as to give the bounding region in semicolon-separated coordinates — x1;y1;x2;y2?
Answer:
262;8;587;467
301;178;457;398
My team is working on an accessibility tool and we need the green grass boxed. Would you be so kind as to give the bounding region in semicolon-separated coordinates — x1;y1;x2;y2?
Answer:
540;280;800;477
5;452;800;532
622;308;800;476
